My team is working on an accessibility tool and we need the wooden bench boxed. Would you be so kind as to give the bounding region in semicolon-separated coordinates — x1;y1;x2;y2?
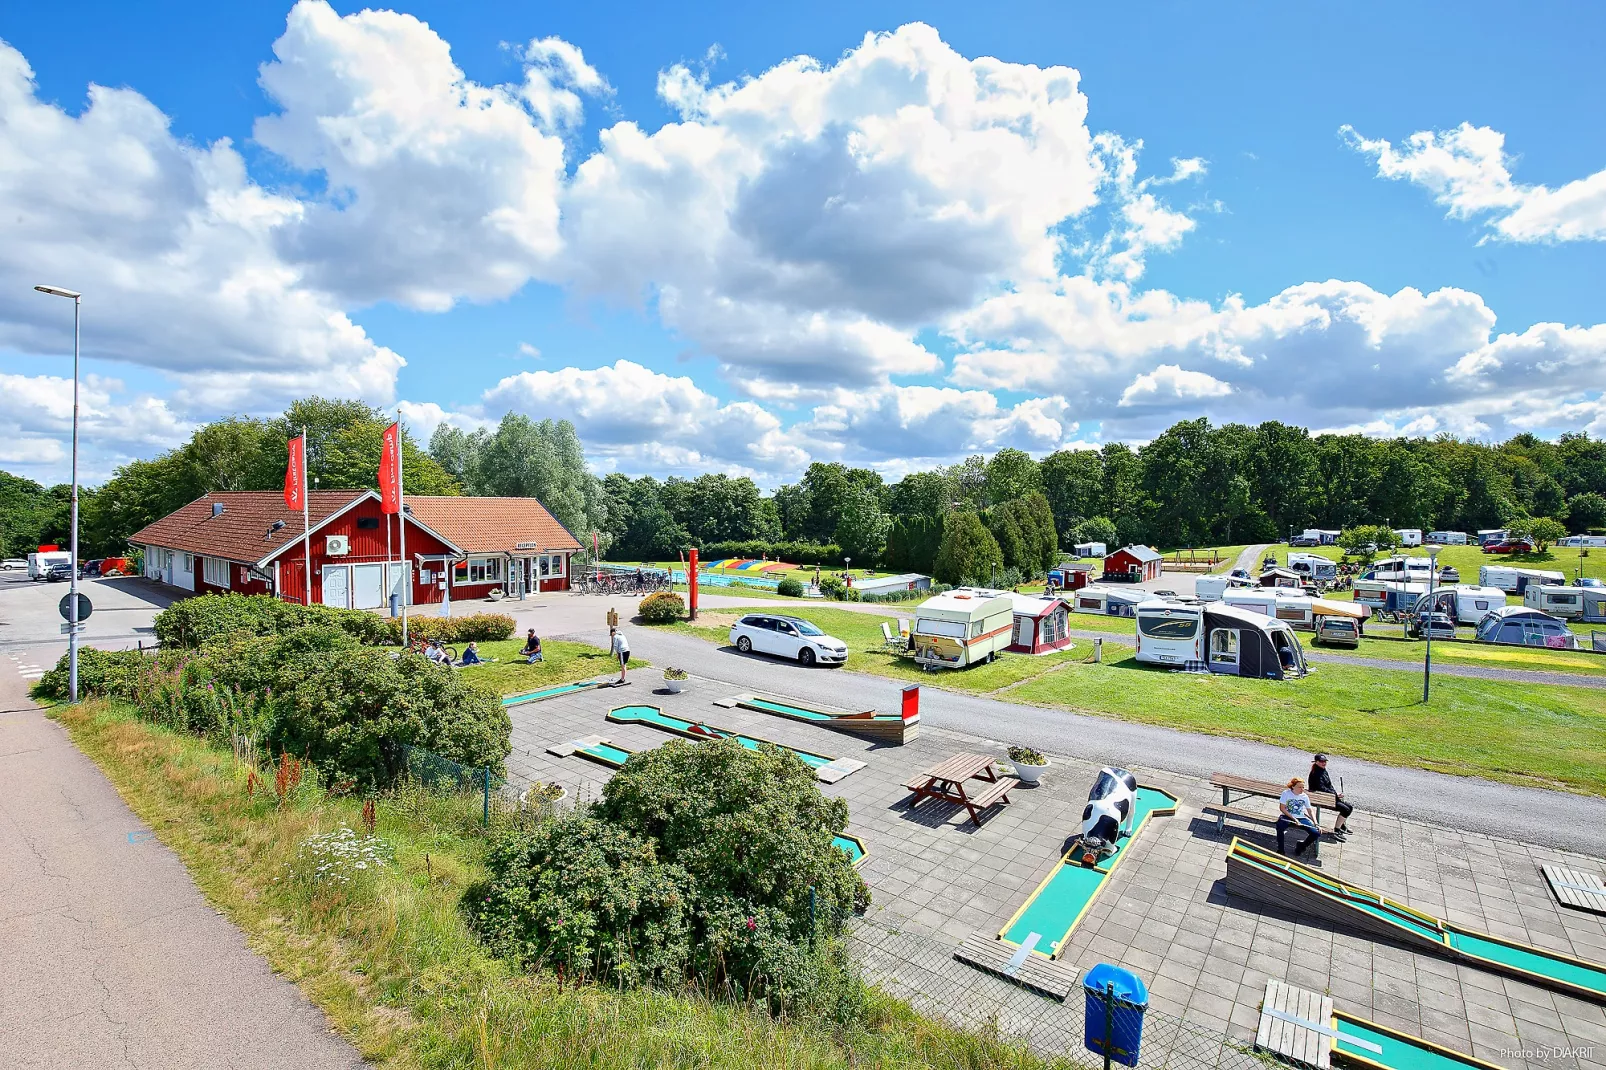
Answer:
1208;772;1341;859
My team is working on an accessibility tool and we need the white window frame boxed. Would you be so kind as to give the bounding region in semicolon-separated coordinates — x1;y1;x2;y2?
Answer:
545;553;566;578
201;556;231;588
1209;628;1240;666
464;556;503;585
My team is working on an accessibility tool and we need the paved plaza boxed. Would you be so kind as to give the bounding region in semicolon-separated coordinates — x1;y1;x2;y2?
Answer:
507;674;1606;1070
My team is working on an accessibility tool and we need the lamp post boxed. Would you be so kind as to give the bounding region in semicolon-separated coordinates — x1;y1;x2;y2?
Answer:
33;285;81;703
1423;545;1440;703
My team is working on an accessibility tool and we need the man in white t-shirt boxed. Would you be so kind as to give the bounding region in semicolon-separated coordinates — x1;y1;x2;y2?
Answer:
1276;777;1321;856
610;627;630;684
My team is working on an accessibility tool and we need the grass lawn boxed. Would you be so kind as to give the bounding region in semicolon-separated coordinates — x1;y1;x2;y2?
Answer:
56;700;1059;1070
458;638;646;696
1006;654;1606;794
1334;634;1606;677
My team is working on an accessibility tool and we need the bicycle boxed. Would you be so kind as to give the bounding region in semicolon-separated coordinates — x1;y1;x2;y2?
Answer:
408;637;458;662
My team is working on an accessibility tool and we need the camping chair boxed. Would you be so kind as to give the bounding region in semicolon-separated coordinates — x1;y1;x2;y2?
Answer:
881;621;904;652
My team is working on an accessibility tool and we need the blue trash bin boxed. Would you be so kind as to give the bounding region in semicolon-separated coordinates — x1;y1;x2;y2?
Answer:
1084;963;1148;1067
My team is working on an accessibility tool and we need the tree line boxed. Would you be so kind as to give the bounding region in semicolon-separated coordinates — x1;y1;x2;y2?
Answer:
1;407;1599;570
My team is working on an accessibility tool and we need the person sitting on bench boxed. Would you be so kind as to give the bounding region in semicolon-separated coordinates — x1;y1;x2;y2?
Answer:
1277;777;1321;856
520;629;543;663
1308;753;1352;841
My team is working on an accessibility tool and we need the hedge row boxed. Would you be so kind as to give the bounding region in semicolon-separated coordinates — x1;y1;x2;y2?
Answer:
153;593;514;649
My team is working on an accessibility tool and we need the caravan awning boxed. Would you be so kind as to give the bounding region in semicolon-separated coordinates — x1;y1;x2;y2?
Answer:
1311;598;1368;619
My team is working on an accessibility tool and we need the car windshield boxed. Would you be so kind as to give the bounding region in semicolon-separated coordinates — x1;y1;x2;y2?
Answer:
793;620;824;636
1325;620;1355;633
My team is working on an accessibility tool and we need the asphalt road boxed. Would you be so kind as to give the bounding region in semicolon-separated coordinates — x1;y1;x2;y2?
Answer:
515;601;1606;857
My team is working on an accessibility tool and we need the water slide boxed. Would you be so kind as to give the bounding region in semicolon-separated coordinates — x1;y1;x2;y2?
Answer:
1227;839;1606;1003
995;786;1179;960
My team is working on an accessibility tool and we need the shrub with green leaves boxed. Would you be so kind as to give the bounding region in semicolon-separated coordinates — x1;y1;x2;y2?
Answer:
776;577;804;598
154;593;390;649
385;612;515;645
817;574;846;600
35;647;148;701
637;590;685;623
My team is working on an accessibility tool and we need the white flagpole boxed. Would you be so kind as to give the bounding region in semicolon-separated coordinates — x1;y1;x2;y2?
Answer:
398;413;408;646
302;426;312;606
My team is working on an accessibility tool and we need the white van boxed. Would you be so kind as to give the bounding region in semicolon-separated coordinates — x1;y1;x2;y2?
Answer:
1287;552;1337;582
1524;584;1585;620
27;550;72;580
1394;529;1424;548
1416;584;1507;625
1427;531;1468;545
1479;565;1566;594
1223;589;1315;630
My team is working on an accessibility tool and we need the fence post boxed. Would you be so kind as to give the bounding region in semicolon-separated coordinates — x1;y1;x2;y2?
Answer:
1103;981;1115;1070
482;768;490;827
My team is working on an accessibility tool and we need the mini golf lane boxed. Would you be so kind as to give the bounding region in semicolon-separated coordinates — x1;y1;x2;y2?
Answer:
723;693;916;745
997;786;1179;960
1331;1011;1502;1070
502;679;610;707
1226;839;1606;1004
605;705;865;782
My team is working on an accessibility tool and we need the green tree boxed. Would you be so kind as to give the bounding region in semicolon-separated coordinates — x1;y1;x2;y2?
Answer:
1073;516;1117;548
463;415;604;539
983;448;1041;506
883;514;941;573
1566;491;1606;532
884;470;956;519
1507;516;1567;551
1337;525;1398;565
661;474;777;545
1040;448;1103;545
833;483;889;564
932;511;1002;586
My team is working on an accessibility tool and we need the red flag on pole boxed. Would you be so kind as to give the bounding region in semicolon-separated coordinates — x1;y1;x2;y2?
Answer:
379;423;401;514
284;435;306;510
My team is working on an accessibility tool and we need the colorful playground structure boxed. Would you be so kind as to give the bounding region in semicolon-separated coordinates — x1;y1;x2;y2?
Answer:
501;678;613;708
604;704;866;783
717;690;918;744
1226;839;1606;1003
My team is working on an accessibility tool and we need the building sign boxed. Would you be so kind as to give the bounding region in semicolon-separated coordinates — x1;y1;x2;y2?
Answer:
515;541;541;550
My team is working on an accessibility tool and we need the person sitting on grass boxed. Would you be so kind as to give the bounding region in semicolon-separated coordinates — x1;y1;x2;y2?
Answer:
425;639;451;667
458;641;483;666
520;629;543;664
1276;777;1321;857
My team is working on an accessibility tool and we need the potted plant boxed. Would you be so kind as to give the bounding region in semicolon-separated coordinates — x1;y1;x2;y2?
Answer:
663;667;689;694
521;781;568;810
1007;745;1050;785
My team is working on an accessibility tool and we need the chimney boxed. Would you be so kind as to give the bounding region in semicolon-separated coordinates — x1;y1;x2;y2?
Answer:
211;502;225;518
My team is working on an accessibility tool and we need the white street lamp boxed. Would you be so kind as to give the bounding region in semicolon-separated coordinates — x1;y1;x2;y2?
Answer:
1423;545;1440;703
33;285;82;703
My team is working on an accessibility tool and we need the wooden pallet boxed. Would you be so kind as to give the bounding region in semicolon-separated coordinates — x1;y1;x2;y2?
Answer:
953;933;1080;1001
1543;865;1606;915
1256;979;1334;1069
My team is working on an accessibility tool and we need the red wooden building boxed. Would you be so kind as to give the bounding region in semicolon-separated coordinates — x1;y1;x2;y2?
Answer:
1102;544;1163;584
405;496;582;598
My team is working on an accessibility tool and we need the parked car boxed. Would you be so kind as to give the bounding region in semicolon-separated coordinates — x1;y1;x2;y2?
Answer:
1474;607;1581;650
728;613;848;667
1313;616;1360;648
1289;536;1320;548
1580;578;1605;588
1482;539;1535;555
1437;566;1460;584
0;558;25;571
1406;612;1458;640
81;559;103;578
44;561;74;582
1229;568;1251;581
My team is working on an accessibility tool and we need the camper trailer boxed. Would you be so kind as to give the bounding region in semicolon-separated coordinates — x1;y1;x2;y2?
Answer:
1427;531;1469;545
1286;553;1338;583
1070;584;1151;618
1394;529;1424;548
1259;566;1306;589
1072;541;1108;559
1415;584;1507;625
1524;584;1586;620
1353;579;1429;617
1203;603;1308;679
1478;565;1566;594
1134;602;1206;668
27;550;72;580
1477;529;1508;547
1364;557;1434;582
910;588;1015;670
1223;589;1316;630
1559;535;1606;548
1195;575;1253;602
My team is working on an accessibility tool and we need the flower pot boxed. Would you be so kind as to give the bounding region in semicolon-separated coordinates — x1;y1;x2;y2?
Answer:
521;783;569;811
664;678;684;694
1012;760;1049;785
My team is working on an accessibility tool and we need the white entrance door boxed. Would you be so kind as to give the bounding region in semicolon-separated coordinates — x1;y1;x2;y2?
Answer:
386;563;411;607
321;565;350;608
351;564;386;609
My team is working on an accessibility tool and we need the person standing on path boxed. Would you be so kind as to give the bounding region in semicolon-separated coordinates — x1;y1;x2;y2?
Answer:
610;626;631;683
1308;753;1353;840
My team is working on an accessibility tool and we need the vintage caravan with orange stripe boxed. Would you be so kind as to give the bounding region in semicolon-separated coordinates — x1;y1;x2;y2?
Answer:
911;588;1014;669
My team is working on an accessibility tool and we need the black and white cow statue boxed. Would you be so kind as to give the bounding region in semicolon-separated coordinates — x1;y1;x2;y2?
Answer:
1075;767;1139;866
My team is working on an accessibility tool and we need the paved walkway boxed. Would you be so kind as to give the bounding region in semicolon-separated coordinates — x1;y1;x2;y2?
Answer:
0;673;360;1069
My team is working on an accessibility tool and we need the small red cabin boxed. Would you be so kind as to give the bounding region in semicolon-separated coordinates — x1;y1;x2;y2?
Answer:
1103;544;1163;584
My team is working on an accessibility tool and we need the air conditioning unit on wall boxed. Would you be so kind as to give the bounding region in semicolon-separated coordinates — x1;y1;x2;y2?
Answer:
326;535;350;556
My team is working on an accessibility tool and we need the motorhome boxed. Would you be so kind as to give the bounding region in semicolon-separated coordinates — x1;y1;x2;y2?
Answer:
1524;584;1586;620
1478;565;1566;594
1364;556;1434;582
1286;552;1338;583
1415;584;1507;625
1194;575;1253;602
1134;602;1206;669
1069;584;1153;618
1223;588;1315;630
1294;528;1341;547
1353;579;1429;616
1393;529;1424;548
1427;531;1469;545
1203;603;1308;679
1072;541;1108;559
27;550;72;581
910;588;1015;670
1559;535;1606;548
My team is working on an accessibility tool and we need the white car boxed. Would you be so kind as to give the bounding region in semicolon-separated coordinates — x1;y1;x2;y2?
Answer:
0;559;25;571
728;613;848;667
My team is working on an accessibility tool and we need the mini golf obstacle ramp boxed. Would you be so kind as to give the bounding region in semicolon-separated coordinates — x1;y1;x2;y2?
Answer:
1255;979;1501;1070
544;735;868;868
1542;864;1606;915
1226;839;1606;1004
503;678;613;708
605;705;866;783
955;784;1176;998
715;692;916;745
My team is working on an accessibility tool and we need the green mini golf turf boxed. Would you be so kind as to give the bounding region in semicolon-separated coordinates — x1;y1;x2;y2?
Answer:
502;681;593;706
744;697;832;720
1334;1015;1485;1070
1448;931;1606;998
832;835;864;864
578;742;632;767
609;705;834;768
1001;787;1175;955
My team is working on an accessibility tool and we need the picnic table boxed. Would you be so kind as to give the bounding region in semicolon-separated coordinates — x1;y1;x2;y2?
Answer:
904;753;1020;826
1204;772;1340;859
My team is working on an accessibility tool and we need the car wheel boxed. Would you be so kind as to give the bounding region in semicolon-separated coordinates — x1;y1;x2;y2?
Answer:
736;636;752;654
798;648;815;667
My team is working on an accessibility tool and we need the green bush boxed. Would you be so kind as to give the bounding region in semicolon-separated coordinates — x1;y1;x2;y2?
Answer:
385;612;516;645
638;590;685;623
776;577;804;598
35;647;148;700
154;593;390;648
818;575;846;600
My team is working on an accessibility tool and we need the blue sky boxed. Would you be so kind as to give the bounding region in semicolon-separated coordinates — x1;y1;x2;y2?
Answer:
1;1;1603;486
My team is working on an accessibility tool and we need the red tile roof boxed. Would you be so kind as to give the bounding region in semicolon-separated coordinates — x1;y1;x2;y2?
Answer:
403;496;582;555
130;491;376;566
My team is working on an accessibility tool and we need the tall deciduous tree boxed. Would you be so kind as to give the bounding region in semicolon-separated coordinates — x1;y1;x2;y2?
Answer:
933;511;1002;586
